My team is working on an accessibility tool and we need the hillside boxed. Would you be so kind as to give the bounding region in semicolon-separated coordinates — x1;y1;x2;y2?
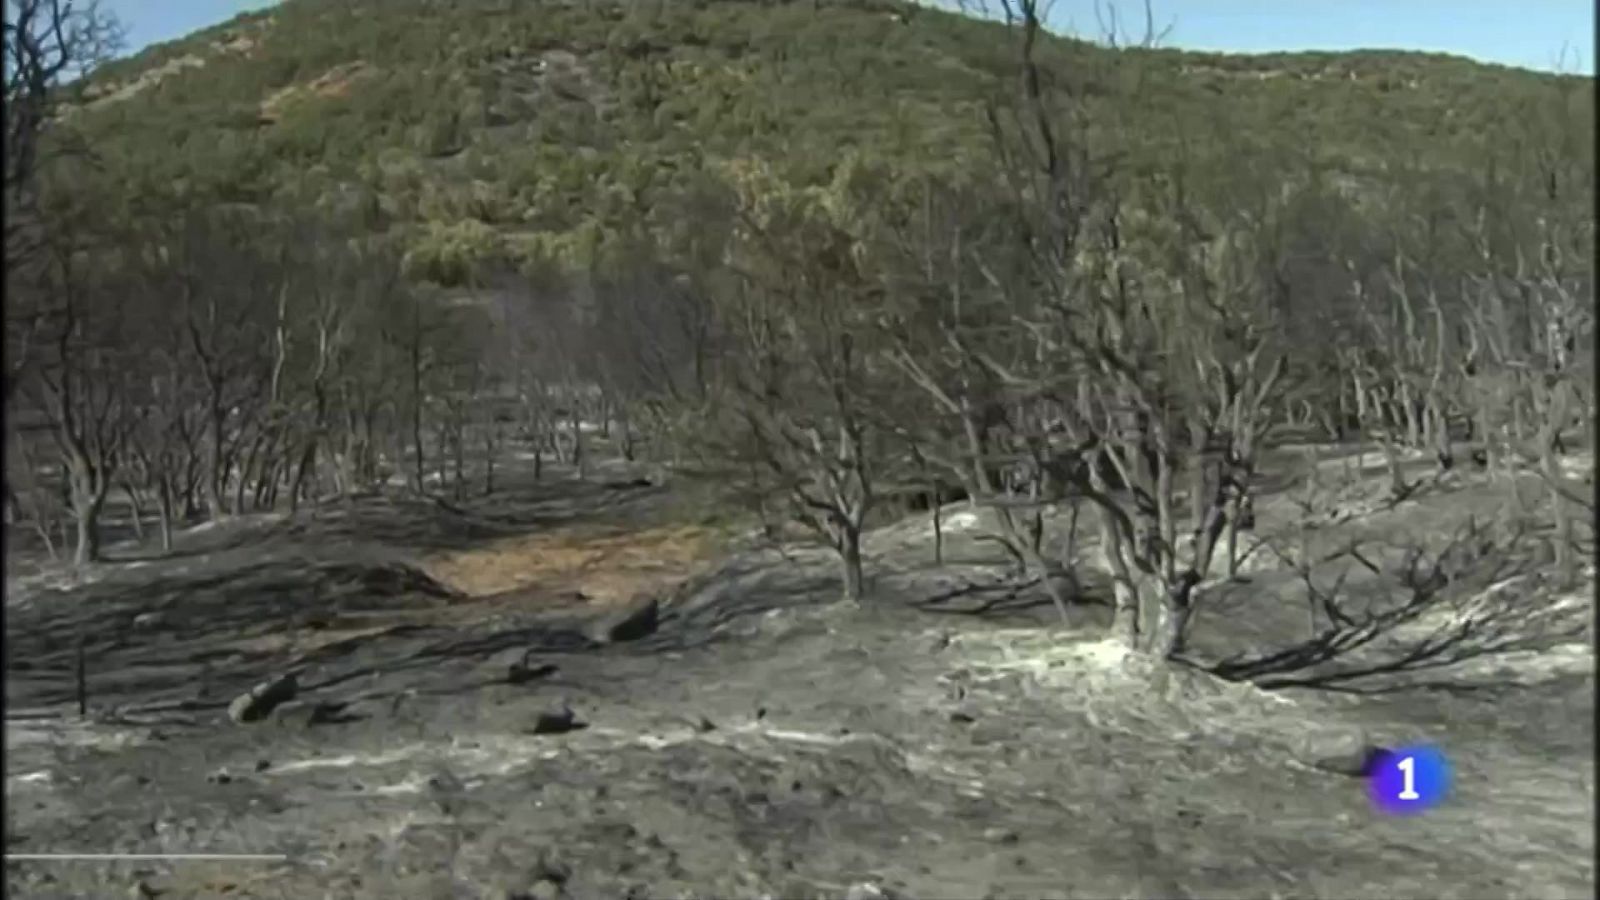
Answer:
6;2;1595;897
59;0;1592;286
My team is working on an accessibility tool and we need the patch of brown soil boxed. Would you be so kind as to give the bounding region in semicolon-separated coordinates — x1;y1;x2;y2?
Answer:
76;24;265;112
80;54;206;108
259;61;376;122
421;525;720;607
212;33;258;56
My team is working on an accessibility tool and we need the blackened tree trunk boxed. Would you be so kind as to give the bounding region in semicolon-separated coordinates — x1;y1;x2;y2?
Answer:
835;521;865;603
67;455;109;567
156;478;174;552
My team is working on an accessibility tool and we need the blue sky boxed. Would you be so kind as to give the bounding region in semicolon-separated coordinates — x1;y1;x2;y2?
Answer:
1115;0;1594;74
106;0;1593;74
102;0;275;52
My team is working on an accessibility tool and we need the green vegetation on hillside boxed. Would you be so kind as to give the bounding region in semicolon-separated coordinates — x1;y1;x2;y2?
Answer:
54;0;1591;285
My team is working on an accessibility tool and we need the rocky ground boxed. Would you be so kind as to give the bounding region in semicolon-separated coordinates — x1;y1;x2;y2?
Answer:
4;447;1594;899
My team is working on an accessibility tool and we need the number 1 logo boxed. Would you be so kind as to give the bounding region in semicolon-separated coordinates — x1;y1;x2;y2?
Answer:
1396;755;1420;800
1368;745;1451;815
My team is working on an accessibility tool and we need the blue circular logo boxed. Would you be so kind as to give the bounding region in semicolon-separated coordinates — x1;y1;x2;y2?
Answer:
1367;745;1451;815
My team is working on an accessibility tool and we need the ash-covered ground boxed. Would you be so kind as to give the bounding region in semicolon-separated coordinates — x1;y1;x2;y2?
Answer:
4;448;1594;899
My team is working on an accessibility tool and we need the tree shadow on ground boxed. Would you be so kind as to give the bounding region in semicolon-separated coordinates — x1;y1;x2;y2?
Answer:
1198;522;1588;695
8;557;458;658
908;578;1050;617
634;552;845;653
